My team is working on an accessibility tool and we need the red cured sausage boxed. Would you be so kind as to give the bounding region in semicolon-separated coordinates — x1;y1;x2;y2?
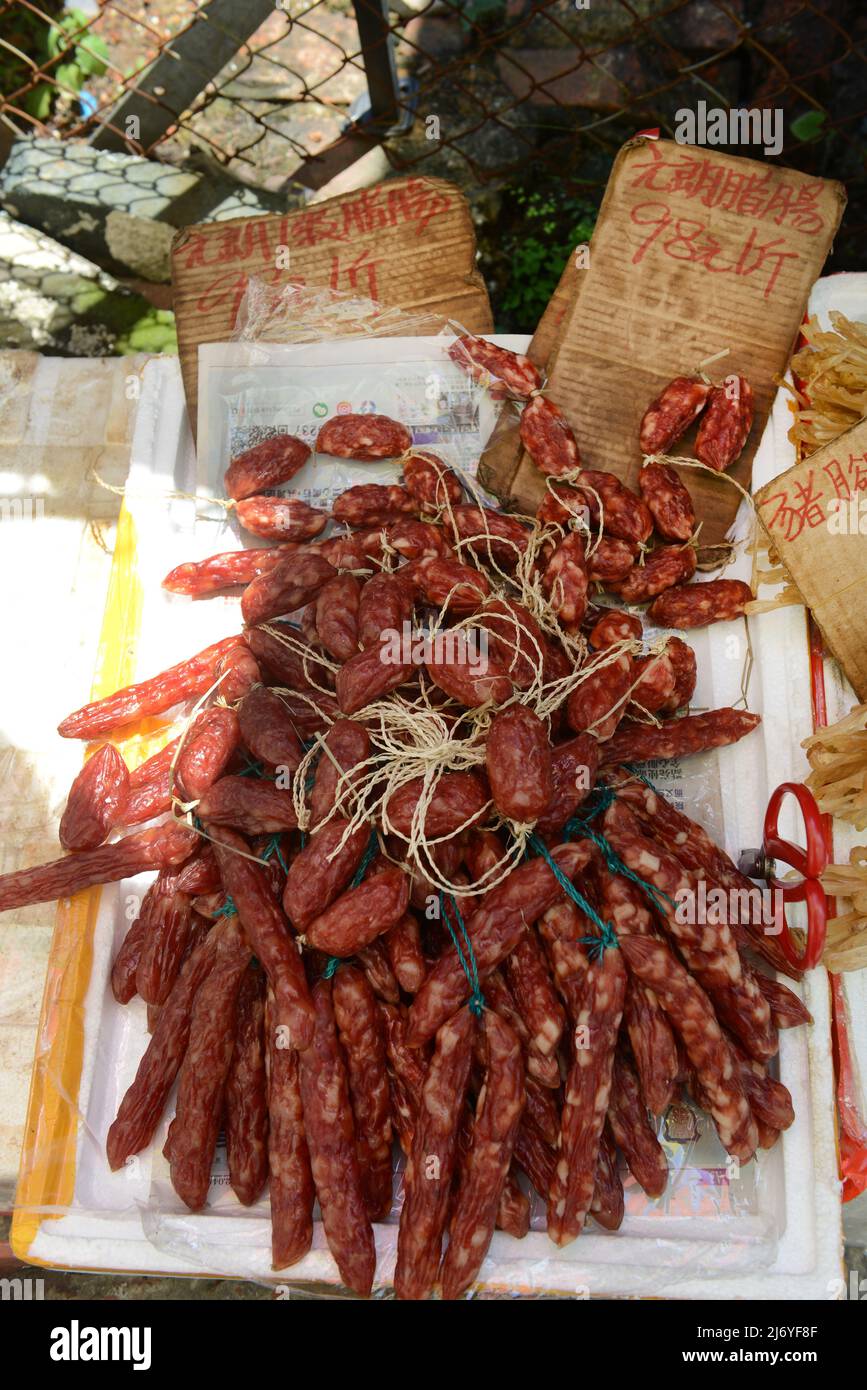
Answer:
448;505;531;570
535;733;600;839
648;579;754;629
604;768;798;979
481;598;546;689
638;460;695;542
225;433;311;500
631;649;677;715
574;470;653;546
245;622;331;694
111;912;149;1005
601;798;743;991
618;933;758;1162
425;645;512;708
695;376;754;472
175;706;240;801
168;917;251;1210
591;1127;624;1232
283;818;370;931
448;335;542;399
566;652;633;742
587;536;637;583
384;912;427;994
357;570;415;651
106;918;226;1169
608;1050;668;1198
405;841;594;1046
440;1010;525;1299
395;1005;475;1299
658;635;697;713
317;528;386;571
215;644;262;704
336;644;414;716
408;555;490;614
402;451;464;509
162;547;293;597
241;550;335;626
587;610;643;650
624;978;679;1115
600;708;761;766
208;826;314;1049
198;777;298;835
0;823;198;912
305;866;410;957
547;935;626;1246
265;986;315;1268
611;544;697;604
385;772;489;841
639;376;710;455
317;413;411;460
225;964;269;1206
486;706;553;823
136;879;194;1007
237;686;305;776
542;531;588;631
332;483;418;527
235;496;328;543
502;928;567;1067
358;938;402;1006
314;572;361;663
58;635;245;739
309;719;371;827
333;964;393;1222
59;744;130;852
520;395;581;477
298;978;377;1295
385;517;453;562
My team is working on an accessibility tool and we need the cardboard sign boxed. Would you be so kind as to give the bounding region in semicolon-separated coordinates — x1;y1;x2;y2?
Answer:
483;138;846;541
171;175;493;433
755;418;867;701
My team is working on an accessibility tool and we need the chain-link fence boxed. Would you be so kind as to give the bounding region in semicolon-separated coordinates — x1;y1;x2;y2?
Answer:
1;1;866;294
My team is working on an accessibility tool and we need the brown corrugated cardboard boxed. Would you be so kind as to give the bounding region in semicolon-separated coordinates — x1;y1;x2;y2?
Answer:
171;175;493;434
755;417;867;701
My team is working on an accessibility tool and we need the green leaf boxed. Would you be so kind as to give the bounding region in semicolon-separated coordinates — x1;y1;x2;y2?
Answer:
74;33;108;77
23;82;54;120
790;110;827;143
55;61;84;94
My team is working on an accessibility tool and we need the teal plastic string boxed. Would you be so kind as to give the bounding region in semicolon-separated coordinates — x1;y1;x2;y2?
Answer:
438;890;485;1016
350;829;379;889
321;957;340;979
213;896;238;918
527;832;618;949
260;834;288;874
563;789;675;919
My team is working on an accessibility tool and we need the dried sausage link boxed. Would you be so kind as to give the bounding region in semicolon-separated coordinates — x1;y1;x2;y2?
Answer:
333;965;393;1223
298;978;377;1294
395;1005;475;1299
440;1011;525;1299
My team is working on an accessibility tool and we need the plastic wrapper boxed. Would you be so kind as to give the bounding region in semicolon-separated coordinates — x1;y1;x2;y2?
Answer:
10;296;841;1299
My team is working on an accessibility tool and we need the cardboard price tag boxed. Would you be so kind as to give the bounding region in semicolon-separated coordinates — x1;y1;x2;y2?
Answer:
755;417;867;700
483;138;846;543
171;175;493;434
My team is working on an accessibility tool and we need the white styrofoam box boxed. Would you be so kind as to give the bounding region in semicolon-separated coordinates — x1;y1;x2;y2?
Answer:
21;339;843;1296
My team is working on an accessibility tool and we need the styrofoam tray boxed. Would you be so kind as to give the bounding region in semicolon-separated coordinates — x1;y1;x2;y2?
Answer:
13;335;843;1297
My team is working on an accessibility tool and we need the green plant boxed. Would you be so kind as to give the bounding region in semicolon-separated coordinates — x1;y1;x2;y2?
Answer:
497;185;598;329
23;7;109;121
